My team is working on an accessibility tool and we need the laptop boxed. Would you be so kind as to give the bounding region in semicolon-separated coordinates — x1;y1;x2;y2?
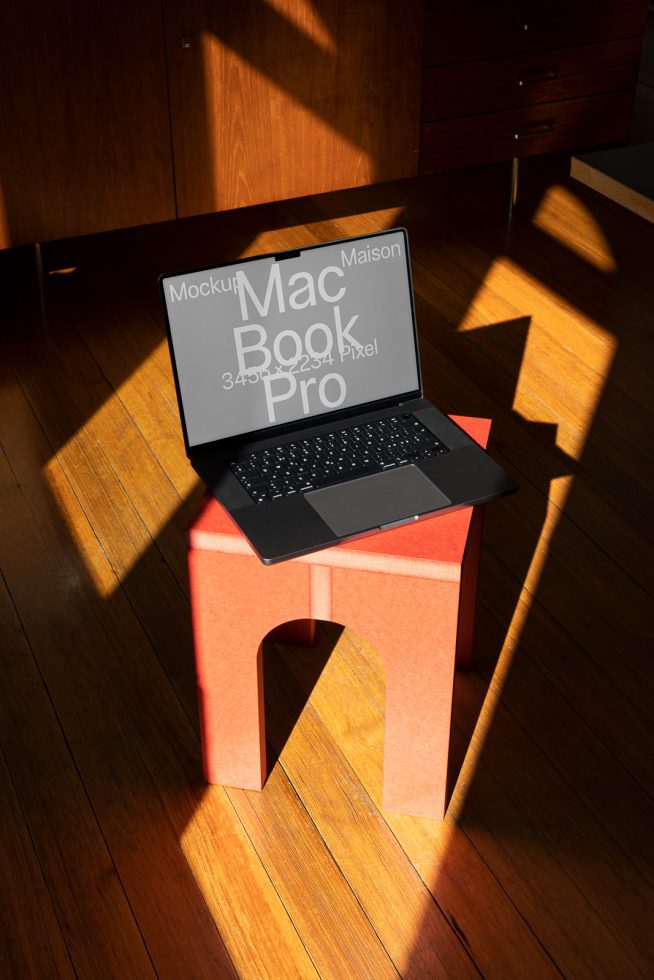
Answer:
160;228;517;564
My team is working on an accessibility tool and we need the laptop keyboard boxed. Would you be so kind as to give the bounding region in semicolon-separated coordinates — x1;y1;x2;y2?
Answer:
229;414;449;504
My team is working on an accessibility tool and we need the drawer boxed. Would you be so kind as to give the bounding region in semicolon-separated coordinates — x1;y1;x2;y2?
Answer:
424;0;648;65
422;37;643;120
419;90;634;172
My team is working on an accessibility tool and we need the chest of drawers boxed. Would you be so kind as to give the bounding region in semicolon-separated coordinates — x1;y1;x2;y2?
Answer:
419;0;648;173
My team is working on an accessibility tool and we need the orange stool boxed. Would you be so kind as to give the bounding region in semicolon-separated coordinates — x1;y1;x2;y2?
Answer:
187;416;489;819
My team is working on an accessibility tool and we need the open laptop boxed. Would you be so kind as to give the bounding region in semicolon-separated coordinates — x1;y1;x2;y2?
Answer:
160;228;516;564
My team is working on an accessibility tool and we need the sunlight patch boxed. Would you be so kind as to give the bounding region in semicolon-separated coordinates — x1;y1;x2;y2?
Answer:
531;184;618;273
200;30;367;209
262;0;337;53
456;257;617;459
43;340;198;597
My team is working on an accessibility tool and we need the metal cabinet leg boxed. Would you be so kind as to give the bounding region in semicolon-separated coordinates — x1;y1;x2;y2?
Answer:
508;156;520;220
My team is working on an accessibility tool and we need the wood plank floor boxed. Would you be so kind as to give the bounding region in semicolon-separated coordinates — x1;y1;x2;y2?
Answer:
1;156;653;978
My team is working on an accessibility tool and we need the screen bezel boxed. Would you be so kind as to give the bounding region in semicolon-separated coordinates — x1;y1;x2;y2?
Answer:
159;227;423;455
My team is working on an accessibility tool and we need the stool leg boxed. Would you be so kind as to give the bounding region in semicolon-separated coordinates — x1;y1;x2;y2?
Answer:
187;549;312;790
195;622;267;791
455;506;484;670
381;607;459;820
333;570;461;820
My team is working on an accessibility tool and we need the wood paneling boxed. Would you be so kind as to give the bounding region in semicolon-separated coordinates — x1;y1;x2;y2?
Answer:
164;0;424;216
0;1;175;247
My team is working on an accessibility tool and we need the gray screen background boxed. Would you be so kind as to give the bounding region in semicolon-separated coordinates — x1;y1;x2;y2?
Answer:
164;230;419;446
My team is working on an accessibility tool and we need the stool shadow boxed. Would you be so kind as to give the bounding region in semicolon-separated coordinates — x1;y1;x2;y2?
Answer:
419;309;572;813
444;415;570;810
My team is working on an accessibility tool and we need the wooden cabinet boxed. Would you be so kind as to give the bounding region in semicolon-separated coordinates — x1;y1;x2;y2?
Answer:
0;2;176;249
419;0;648;173
0;1;647;248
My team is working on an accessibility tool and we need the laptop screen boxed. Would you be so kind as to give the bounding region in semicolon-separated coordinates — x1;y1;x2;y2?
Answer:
161;229;420;447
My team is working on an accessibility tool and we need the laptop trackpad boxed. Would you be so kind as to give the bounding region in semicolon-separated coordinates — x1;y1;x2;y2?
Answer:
306;465;451;538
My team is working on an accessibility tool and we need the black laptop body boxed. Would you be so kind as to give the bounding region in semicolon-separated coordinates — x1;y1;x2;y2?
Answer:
160;228;516;564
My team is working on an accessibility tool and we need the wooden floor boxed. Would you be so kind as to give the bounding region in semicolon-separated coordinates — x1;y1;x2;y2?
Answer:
1;157;653;979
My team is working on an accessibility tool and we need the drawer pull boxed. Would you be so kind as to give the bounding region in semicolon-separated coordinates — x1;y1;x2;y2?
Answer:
518;67;558;87
513;121;554;140
522;14;565;32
